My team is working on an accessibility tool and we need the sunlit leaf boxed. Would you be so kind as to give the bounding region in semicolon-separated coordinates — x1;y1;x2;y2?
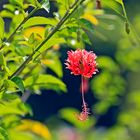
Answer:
23;26;45;40
82;14;99;26
38;37;65;53
41;58;63;78
25;74;67;92
0;10;14;18
9;0;24;8
23;17;57;28
8;130;43;140
2;4;15;12
15;119;52;140
0;97;28;116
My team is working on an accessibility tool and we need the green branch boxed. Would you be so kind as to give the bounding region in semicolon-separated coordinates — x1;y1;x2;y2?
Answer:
9;0;85;80
0;7;39;51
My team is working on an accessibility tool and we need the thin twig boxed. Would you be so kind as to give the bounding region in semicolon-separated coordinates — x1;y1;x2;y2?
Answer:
0;8;38;50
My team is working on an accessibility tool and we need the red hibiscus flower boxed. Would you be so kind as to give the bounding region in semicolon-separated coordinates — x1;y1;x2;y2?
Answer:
65;49;98;121
65;49;98;78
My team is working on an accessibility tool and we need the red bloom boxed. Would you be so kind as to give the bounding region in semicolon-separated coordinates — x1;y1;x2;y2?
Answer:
65;49;98;78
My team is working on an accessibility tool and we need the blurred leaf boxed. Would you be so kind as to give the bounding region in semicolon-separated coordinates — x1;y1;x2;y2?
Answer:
41;0;50;13
115;0;123;4
11;77;25;93
0;17;4;40
97;56;120;73
59;108;95;130
23;17;56;28
116;39;140;71
8;130;43;140
0;127;9;140
82;14;99;26
93;101;111;114
0;96;28;116
1;115;21;129
79;18;94;33
15;119;52;140
91;71;125;100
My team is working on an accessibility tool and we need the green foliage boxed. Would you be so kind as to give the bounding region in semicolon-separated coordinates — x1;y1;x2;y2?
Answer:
25;74;67;92
11;77;25;93
9;0;24;8
0;94;28;116
0;17;4;40
0;127;9;140
23;17;57;28
0;0;140;140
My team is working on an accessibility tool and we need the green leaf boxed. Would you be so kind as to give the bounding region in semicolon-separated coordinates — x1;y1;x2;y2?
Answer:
23;17;57;28
2;4;15;12
97;56;120;73
0;97;28;116
42;58;63;78
28;33;35;44
0;127;9;140
0;115;21;129
8;130;43;140
0;10;14;18
25;74;67;92
79;18;94;33
11;77;25;93
0;17;4;40
38;37;65;53
41;0;50;13
0;52;5;66
115;0;123;4
102;0;123;16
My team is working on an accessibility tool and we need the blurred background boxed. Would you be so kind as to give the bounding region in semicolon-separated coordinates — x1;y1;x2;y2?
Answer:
0;0;140;140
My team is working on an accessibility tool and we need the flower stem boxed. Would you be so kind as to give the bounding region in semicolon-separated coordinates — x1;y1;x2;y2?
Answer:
8;0;85;79
0;7;38;51
81;76;86;105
